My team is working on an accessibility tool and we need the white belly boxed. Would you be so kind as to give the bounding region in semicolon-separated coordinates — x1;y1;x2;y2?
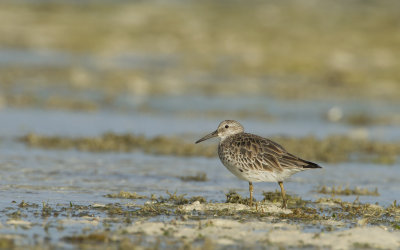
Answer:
221;160;303;183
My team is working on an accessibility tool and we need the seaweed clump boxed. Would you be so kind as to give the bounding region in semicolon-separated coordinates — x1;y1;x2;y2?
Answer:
63;233;108;244
105;191;147;199
0;238;14;249
316;186;380;196
263;191;308;207
271;135;400;164
179;172;208;182
19;133;400;164
19;133;215;157
225;191;253;206
156;191;206;205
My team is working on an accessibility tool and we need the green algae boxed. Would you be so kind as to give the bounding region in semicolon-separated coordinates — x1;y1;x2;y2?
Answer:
157;191;206;205
63;233;108;244
323;111;400;127
105;191;147;199
160;191;191;205
313;197;399;227
101;191;208;218
18;201;39;208
225;190;253;205
345;113;382;126
19;132;215;157
0;238;14;249
224;190;307;209
316;185;380;196
19;132;400;164
189;197;207;204
279;207;321;221
41;202;53;217
7;210;23;220
179;172;208;182
271;135;400;164
263;191;308;208
131;204;172;217
0;87;100;112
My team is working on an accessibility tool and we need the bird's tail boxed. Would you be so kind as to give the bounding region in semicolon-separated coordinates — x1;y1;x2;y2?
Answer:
302;159;322;169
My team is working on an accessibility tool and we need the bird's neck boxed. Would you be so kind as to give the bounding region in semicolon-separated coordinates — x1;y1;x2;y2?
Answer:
219;133;239;144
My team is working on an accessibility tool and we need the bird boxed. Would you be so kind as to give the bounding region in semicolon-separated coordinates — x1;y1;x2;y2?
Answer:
195;120;322;208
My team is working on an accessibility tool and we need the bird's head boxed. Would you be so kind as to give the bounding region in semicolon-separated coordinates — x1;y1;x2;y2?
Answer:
195;120;244;143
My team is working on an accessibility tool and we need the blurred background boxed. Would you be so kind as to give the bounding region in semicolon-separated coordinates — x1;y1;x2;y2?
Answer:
1;0;400;124
0;0;400;247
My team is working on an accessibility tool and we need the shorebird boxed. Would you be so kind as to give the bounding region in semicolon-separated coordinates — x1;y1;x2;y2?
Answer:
195;120;322;208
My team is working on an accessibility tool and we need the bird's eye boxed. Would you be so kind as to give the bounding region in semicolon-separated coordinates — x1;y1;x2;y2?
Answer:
225;125;229;128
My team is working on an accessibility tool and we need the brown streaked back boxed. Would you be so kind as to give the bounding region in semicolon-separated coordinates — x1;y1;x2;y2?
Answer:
218;133;321;173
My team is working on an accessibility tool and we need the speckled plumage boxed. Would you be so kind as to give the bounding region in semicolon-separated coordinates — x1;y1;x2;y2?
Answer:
218;132;318;183
196;120;322;208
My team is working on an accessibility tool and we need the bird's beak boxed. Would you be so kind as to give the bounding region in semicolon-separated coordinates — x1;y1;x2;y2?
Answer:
195;130;218;144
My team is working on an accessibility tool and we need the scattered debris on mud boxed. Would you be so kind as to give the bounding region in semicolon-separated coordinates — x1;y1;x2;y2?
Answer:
2;192;399;249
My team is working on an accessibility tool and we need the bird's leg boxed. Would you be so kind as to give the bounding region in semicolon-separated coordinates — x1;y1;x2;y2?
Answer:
249;182;254;207
278;181;287;209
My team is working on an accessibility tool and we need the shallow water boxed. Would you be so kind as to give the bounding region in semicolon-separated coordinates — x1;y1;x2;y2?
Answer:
2;100;400;140
1;138;398;207
1;106;399;202
0;105;399;247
